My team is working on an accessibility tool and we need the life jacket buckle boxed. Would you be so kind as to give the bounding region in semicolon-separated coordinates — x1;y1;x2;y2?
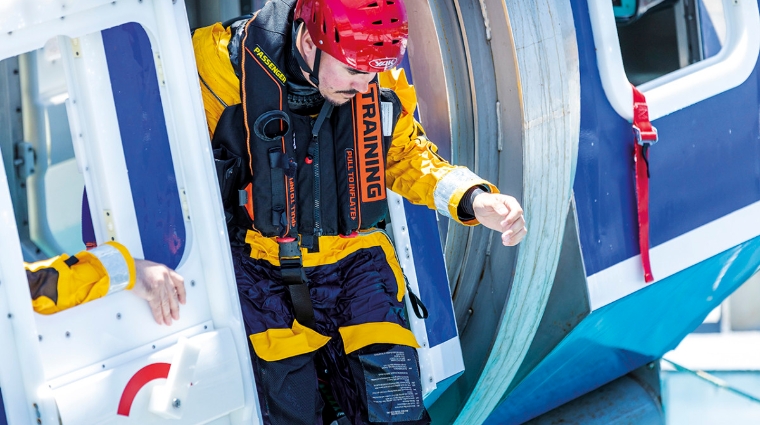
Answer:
278;237;307;290
277;237;302;281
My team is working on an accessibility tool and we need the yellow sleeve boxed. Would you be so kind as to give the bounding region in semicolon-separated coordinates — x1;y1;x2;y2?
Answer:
26;242;136;315
192;23;242;138
379;69;497;225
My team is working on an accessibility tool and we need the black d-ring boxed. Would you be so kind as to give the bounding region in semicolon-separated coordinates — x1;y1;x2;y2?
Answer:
254;110;290;142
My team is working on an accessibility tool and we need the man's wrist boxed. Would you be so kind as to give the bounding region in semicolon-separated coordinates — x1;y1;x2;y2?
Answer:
457;186;487;220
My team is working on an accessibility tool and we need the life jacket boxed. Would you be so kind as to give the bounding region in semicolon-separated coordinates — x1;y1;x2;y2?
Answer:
212;0;402;250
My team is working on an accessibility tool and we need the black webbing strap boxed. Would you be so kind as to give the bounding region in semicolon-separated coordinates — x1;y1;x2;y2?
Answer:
269;147;298;237
404;276;429;319
311;102;334;138
64;255;79;268
279;240;316;328
268;150;290;169
292;21;321;87
269;150;286;233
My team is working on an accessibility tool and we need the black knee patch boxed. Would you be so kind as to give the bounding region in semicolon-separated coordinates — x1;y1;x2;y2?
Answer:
252;352;323;425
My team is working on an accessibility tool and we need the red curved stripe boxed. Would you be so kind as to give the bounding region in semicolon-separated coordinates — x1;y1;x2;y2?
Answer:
117;362;171;416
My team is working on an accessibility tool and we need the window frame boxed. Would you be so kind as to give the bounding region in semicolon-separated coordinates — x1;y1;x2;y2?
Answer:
588;0;760;121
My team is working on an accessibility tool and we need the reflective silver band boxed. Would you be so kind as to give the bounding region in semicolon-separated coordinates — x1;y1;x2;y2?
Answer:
433;167;486;218
381;101;393;137
89;244;131;294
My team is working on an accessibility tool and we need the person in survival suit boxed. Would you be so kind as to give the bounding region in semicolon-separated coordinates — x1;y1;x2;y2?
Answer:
24;241;186;325
192;0;527;423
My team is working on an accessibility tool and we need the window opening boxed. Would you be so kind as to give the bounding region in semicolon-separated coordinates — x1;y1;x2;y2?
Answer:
614;0;726;85
17;38;83;256
1;22;186;268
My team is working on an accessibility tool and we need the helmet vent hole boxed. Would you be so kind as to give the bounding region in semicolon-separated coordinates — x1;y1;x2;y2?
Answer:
390;18;398;23
322;20;327;33
334;28;340;43
372;20;382;25
373;41;384;46
386;0;395;4
367;1;379;7
391;39;399;44
312;12;316;23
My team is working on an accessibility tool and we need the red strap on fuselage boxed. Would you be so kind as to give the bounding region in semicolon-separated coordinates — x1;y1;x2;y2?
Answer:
632;86;657;283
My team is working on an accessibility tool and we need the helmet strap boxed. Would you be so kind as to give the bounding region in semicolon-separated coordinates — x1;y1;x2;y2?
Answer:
292;21;321;87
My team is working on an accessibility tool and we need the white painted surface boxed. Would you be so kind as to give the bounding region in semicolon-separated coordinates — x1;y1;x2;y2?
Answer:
149;337;203;419
0;0;259;423
588;0;760;121
425;336;464;399
387;190;465;401
0;145;46;425
53;329;244;424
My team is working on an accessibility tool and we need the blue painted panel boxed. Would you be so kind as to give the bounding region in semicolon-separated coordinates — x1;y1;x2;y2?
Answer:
572;0;640;276
404;199;457;347
102;23;185;269
400;52;457;346
485;235;760;424
0;388;6;425
572;0;760;276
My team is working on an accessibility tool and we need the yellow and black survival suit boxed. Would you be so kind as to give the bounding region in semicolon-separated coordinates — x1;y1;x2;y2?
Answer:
193;1;497;423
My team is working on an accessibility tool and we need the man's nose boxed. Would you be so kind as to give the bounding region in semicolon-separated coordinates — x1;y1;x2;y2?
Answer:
353;75;374;94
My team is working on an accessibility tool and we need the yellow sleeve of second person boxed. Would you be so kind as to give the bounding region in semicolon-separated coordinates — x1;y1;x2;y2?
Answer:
192;23;242;138
379;69;497;225
26;242;136;315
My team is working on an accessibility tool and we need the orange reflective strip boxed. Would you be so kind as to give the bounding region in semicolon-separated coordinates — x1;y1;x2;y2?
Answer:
354;82;386;203
244;182;254;220
240;19;256;176
352;96;363;229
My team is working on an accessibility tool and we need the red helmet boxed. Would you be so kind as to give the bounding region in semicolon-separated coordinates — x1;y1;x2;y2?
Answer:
294;0;408;73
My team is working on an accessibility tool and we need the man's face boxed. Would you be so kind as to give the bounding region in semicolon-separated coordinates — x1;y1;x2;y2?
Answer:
317;51;377;105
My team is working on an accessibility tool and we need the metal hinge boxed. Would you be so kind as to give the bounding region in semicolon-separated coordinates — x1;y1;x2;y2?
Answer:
13;141;35;180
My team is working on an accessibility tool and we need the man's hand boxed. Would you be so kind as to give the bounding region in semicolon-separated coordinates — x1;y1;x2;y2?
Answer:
132;260;186;326
473;193;527;246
